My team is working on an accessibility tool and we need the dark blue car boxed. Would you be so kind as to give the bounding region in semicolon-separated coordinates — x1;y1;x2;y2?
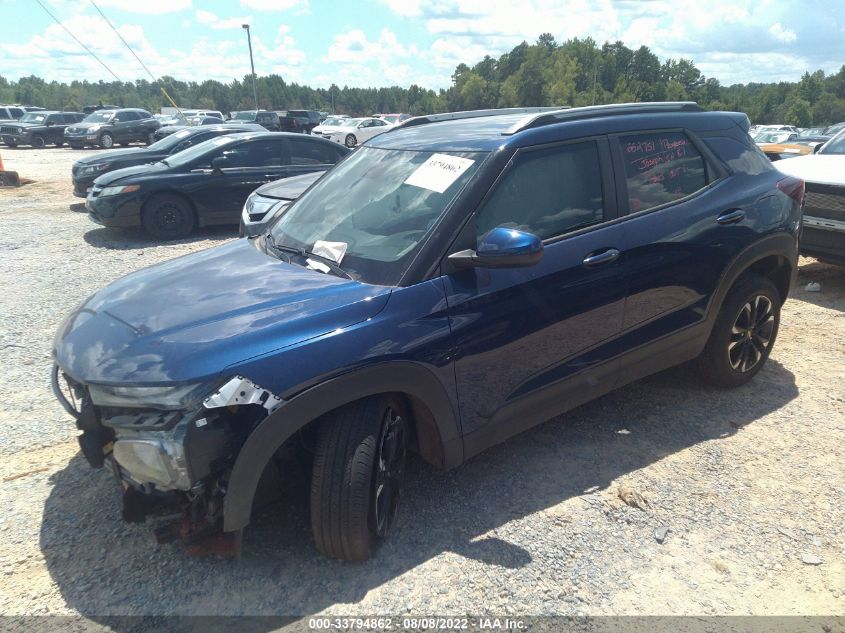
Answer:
52;103;803;561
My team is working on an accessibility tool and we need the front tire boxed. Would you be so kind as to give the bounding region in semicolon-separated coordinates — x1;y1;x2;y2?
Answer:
344;134;357;148
98;132;114;149
147;132;156;145
141;194;196;240
310;395;408;561
697;273;781;388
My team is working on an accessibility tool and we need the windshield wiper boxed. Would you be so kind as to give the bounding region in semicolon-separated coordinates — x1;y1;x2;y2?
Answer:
264;233;353;280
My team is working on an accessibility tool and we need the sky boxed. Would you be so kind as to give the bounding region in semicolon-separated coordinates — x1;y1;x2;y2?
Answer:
1;0;843;90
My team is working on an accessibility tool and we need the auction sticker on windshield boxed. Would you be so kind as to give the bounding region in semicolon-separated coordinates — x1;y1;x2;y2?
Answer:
404;153;475;193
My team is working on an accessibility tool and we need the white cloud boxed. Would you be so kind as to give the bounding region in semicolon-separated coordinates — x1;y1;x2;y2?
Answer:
239;0;309;11
195;9;252;30
769;22;797;44
92;0;192;14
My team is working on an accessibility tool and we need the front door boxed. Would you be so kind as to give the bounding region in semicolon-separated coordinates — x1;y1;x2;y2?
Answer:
189;138;290;224
443;138;627;454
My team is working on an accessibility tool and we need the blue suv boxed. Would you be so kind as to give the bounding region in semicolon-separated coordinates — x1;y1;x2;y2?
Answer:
52;103;803;561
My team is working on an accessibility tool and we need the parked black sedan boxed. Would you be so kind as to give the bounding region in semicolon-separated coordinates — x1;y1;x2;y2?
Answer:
86;131;348;239
72;124;264;197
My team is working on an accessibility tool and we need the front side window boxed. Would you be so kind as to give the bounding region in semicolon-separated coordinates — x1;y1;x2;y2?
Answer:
475;141;605;242
617;131;707;213
221;140;283;167
115;111;138;122
270;146;487;285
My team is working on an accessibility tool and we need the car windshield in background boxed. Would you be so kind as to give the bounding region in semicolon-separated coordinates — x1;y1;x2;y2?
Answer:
163;134;240;168
269;146;487;286
20;113;48;123
381;115;400;124
798;128;824;138
819;131;845;155
233;111;256;121
147;128;195;151
755;132;792;143
84;111;114;123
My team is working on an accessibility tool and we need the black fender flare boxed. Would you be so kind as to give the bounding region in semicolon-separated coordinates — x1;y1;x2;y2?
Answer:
223;361;462;532
704;232;798;330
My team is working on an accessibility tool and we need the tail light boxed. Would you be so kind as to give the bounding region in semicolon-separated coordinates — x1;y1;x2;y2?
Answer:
777;176;805;206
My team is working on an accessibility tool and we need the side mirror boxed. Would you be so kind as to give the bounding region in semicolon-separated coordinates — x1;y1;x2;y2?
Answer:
211;155;230;173
448;226;544;270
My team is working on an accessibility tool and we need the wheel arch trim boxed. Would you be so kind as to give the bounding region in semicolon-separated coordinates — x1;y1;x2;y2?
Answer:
222;360;462;532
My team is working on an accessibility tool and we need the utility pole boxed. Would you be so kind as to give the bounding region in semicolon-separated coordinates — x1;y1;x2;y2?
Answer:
242;24;258;110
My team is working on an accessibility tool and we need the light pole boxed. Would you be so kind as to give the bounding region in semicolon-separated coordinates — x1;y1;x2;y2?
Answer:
242;24;258;110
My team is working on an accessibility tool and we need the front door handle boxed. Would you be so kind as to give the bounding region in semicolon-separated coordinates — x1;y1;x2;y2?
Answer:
582;248;620;267
717;209;745;225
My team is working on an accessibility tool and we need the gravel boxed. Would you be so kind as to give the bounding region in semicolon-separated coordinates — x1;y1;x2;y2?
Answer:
0;147;844;620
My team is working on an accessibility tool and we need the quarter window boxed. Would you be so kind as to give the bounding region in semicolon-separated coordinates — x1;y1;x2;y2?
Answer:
475;141;605;241
617;131;707;213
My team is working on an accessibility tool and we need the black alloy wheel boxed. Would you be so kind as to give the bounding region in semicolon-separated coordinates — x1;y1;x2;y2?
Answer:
728;295;775;373
373;406;407;538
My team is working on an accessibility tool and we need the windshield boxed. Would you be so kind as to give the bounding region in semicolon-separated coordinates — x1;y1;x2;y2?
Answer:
798;128;824;138
381;115;400;124
755;132;793;144
20;113;48;123
83;111;114;123
164;134;240;168
233;111;257;121
270;147;486;285
818;131;845;155
321;118;344;126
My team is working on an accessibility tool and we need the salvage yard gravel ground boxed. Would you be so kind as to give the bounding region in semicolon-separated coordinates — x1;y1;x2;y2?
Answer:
0;148;843;621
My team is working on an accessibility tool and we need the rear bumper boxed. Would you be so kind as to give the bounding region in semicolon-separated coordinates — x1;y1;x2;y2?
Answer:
800;219;845;264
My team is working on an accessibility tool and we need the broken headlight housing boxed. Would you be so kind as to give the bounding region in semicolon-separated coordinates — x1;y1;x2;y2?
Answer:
88;381;214;410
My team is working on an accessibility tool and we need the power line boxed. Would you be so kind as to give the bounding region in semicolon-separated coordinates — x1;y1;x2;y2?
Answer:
89;0;157;83
33;0;123;82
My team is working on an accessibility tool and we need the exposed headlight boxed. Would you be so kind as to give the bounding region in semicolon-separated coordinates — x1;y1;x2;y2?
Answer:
88;381;213;409
79;163;111;177
98;184;140;197
113;437;191;490
243;194;279;219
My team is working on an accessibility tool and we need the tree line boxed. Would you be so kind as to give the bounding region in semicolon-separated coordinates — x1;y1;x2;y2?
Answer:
2;34;844;126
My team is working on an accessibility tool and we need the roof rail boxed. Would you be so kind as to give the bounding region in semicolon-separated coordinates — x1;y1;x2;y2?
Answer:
387;106;570;133
504;101;704;135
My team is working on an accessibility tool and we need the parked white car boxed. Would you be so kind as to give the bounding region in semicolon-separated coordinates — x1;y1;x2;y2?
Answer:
312;116;353;138
327;117;393;148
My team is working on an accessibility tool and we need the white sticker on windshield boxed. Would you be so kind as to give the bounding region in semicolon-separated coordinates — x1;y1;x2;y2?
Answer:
313;240;348;264
404;154;475;193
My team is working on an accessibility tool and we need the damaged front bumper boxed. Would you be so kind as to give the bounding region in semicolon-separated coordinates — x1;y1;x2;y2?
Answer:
52;367;282;544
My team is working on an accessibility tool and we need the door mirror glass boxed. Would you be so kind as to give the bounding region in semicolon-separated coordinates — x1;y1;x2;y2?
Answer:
448;226;543;269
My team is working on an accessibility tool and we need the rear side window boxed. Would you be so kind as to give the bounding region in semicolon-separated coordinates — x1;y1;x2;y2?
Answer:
475;141;605;241
288;139;342;165
617;131;707;213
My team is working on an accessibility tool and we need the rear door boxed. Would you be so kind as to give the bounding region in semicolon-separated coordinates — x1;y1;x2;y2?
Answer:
608;128;748;370
443;137;628;452
45;114;64;143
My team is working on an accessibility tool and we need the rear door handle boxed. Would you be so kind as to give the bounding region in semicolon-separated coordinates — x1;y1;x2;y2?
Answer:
582;248;620;267
717;209;745;225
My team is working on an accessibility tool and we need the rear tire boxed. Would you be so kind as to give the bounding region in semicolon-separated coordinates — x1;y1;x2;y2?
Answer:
147;132;156;145
98;132;114;149
310;395;408;561
141;194;196;240
697;273;781;388
54;139;64;147
31;134;46;149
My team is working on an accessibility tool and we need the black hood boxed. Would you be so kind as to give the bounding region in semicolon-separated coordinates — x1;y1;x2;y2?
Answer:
74;147;160;167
